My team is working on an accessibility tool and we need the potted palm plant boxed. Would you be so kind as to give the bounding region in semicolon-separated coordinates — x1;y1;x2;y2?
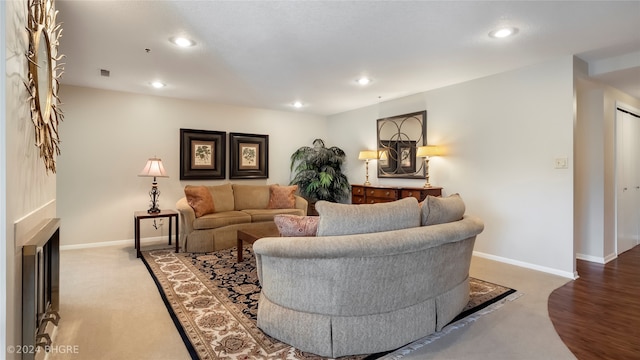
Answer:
290;139;350;215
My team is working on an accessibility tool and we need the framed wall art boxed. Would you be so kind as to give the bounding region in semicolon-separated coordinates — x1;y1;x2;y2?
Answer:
377;110;426;179
229;133;269;179
180;128;226;180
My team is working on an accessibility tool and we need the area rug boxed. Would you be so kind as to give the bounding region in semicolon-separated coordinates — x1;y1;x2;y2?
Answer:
141;247;517;360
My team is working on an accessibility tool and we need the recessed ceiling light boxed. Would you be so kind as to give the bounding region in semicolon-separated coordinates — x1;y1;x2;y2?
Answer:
170;36;196;47
489;27;519;39
150;81;166;89
292;101;304;108
357;77;371;86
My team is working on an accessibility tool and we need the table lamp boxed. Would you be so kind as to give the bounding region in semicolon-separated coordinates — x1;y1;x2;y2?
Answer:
358;150;378;186
416;145;440;188
139;157;168;213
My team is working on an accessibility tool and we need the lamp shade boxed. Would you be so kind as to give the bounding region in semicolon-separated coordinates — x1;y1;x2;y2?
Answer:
416;145;440;158
358;150;378;160
139;157;168;177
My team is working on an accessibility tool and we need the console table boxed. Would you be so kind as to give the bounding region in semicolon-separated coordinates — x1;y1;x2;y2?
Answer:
351;184;442;204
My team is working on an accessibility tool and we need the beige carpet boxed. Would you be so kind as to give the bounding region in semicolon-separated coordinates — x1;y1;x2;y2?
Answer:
49;240;575;360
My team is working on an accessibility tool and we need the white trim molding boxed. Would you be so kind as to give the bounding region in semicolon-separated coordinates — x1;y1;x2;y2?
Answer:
473;251;577;279
576;252;618;264
60;236;170;251
13;199;56;249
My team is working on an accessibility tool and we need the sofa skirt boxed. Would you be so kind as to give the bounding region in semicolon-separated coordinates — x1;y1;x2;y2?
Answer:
257;292;437;358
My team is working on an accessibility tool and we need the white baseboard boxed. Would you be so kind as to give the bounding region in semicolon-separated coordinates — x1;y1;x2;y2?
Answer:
603;253;618;263
576;253;603;263
575;252;618;264
473;251;577;279
60;236;168;251
64;241;578;280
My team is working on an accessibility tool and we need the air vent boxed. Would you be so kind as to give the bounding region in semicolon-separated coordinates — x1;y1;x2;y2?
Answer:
100;69;110;77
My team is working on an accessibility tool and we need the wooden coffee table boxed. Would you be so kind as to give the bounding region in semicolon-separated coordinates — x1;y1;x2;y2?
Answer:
236;224;280;262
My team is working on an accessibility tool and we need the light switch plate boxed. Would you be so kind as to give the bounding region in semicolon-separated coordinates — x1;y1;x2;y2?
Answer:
555;157;568;169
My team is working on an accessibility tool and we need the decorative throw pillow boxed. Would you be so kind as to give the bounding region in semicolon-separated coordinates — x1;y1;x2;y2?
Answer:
184;185;215;218
420;193;465;226
274;215;319;237
267;185;298;209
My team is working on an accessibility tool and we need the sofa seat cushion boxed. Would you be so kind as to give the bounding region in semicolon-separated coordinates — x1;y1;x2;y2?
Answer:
316;197;421;236
242;208;305;222
193;211;251;230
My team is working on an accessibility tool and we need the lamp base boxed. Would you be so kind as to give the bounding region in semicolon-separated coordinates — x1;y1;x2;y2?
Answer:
363;160;372;186
147;207;161;214
147;180;161;214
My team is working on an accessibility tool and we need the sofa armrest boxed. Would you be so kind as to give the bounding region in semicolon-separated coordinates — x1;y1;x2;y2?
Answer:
176;197;196;235
294;195;308;215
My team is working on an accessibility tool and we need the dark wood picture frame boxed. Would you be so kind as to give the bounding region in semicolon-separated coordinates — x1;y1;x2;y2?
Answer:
397;140;417;174
229;133;269;179
180;128;226;180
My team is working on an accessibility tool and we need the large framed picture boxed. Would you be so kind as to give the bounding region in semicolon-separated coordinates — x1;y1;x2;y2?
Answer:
377;110;426;179
229;133;269;179
180;129;226;180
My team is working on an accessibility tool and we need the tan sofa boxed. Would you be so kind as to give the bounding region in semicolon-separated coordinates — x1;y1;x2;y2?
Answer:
253;196;483;357
176;183;307;252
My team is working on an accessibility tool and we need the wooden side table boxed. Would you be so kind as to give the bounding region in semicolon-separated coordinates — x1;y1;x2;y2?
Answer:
134;209;179;258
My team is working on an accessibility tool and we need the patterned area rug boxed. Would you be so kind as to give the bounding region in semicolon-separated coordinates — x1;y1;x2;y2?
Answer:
141;247;517;360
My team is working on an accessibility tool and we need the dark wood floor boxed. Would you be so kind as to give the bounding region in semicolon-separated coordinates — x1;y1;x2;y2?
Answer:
548;245;640;360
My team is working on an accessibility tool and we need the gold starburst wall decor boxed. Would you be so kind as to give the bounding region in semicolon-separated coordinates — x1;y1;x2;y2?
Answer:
25;0;64;173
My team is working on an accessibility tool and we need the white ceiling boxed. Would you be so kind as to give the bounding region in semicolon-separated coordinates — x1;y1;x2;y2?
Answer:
56;0;640;116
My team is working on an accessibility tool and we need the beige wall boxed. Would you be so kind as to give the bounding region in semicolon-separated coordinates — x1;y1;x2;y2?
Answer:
56;86;328;246
330;56;577;277
575;80;605;259
4;0;59;357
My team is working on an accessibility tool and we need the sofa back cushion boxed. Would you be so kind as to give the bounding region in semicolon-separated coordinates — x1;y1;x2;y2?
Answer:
267;185;298;209
315;197;421;236
233;184;271;210
205;183;235;212
184;185;215;217
420;193;465;226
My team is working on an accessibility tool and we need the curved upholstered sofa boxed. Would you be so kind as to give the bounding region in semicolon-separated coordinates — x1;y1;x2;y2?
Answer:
176;183;307;252
253;196;484;358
